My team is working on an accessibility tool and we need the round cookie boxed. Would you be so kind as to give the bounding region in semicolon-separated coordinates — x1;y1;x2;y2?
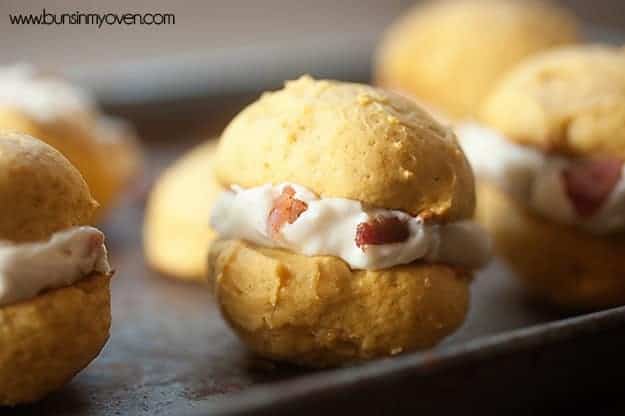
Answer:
0;131;97;242
208;240;471;367
481;45;625;159
144;141;220;282
215;75;475;222
476;183;625;310
375;0;579;119
0;273;111;406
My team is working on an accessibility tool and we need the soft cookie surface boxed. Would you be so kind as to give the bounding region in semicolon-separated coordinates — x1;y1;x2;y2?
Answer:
481;45;625;158
144;141;220;281
0;65;141;220
215;76;475;221
208;240;471;367
476;183;625;309
375;0;579;118
0;132;97;242
0;109;141;220
0;273;111;406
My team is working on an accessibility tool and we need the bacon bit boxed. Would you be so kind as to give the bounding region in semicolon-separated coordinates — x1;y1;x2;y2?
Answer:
85;232;104;256
268;186;308;239
355;216;410;249
562;158;623;217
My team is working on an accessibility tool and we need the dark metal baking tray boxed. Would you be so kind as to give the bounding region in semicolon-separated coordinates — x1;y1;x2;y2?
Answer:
9;27;625;416
11;110;623;416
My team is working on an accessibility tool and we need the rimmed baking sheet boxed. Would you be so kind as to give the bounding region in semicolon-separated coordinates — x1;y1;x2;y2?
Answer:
10;25;625;416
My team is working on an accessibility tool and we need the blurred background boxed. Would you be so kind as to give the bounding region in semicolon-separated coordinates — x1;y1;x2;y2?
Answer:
1;0;623;107
0;0;623;142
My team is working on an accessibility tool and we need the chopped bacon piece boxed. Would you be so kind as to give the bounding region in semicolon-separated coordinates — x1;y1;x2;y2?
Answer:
85;232;105;256
355;216;410;249
268;186;308;239
562;158;623;217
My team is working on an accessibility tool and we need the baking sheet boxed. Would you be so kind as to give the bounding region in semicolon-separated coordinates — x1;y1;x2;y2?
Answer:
9;25;625;415
9;137;624;416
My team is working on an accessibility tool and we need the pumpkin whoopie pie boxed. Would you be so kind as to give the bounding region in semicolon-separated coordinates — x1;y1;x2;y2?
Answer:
0;132;112;406
459;45;625;309
208;76;491;367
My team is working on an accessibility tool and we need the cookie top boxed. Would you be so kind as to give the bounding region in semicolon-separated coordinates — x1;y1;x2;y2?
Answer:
375;0;579;118
214;76;475;221
0;132;97;242
481;45;625;158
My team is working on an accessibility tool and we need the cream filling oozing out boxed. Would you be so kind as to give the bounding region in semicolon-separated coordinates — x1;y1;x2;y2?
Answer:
456;123;625;234
0;226;111;307
211;183;491;270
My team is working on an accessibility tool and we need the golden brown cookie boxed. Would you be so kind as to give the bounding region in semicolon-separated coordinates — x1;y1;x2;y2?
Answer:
375;0;579;119
144;141;220;282
0;273;111;406
476;183;625;309
0;131;97;242
215;75;475;222
209;240;470;367
481;45;625;159
0;67;142;221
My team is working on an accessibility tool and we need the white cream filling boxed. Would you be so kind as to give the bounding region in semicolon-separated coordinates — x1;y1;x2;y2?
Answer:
0;64;95;124
457;123;625;234
211;183;491;270
0;226;111;307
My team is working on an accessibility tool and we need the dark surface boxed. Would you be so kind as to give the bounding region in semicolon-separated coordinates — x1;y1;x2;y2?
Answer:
5;125;624;416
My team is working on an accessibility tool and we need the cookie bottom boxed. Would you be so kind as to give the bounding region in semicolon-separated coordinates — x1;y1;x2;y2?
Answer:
0;273;111;406
476;182;625;310
208;240;471;367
